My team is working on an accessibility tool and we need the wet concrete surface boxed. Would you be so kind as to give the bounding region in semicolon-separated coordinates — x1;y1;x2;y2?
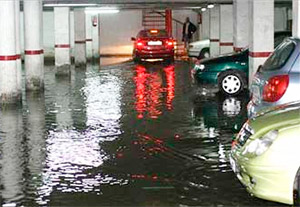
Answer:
0;59;285;206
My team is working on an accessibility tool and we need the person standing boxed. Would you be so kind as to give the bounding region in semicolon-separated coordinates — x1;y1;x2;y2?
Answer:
182;17;197;49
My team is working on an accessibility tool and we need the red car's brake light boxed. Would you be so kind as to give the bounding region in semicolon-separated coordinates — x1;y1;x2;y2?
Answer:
262;74;289;102
150;29;158;34
165;39;174;48
136;40;145;49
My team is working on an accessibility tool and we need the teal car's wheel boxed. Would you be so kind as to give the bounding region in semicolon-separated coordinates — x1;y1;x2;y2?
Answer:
218;71;245;96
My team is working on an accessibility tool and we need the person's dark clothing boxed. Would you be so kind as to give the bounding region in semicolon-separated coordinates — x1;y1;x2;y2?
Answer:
182;22;197;41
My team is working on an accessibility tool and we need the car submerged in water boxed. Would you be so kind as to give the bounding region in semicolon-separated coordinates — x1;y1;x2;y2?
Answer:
192;48;249;96
131;29;175;63
230;101;300;205
191;31;292;96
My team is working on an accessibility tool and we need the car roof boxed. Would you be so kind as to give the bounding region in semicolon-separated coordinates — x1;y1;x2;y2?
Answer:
274;31;292;37
286;36;300;44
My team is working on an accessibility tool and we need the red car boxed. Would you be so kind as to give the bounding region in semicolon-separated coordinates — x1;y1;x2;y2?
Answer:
131;29;175;62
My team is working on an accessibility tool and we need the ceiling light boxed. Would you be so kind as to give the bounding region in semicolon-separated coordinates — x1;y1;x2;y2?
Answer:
207;4;215;9
85;7;120;14
201;8;207;12
43;3;97;7
184;6;202;9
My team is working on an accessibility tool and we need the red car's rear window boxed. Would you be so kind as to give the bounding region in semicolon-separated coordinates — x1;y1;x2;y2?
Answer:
137;30;169;38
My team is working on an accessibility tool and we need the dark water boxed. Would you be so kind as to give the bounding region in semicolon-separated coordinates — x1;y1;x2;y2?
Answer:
0;60;284;206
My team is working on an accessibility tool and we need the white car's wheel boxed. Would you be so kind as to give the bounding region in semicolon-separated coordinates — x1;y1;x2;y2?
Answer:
198;48;210;59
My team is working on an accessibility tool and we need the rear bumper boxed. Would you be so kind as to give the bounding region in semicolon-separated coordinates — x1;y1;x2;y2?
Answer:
135;50;174;59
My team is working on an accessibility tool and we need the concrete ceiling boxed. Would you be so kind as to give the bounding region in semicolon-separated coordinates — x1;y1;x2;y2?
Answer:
42;0;292;10
43;0;232;9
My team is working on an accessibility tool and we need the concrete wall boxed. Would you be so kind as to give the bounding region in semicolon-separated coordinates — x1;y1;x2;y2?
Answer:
99;10;142;55
172;10;198;42
275;7;288;31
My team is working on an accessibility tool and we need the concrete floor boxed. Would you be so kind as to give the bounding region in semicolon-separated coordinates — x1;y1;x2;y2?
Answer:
0;59;286;206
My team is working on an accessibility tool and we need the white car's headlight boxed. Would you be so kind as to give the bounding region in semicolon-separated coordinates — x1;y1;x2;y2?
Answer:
243;130;278;156
194;64;205;71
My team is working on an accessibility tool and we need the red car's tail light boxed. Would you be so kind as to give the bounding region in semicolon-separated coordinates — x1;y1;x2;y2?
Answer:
262;74;289;102
136;40;144;49
165;39;174;48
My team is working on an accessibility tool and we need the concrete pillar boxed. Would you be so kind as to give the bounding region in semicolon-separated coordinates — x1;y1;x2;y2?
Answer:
15;0;22;95
249;0;274;84
54;7;71;75
165;9;172;37
233;0;249;52
74;9;86;66
98;14;101;59
91;15;100;58
209;5;220;57
219;5;234;54
198;13;203;40
0;0;20;104
24;0;44;91
85;12;93;61
293;0;300;38
202;10;210;40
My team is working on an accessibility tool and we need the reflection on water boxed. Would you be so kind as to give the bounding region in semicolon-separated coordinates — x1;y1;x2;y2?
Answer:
0;107;24;204
134;64;175;119
0;61;284;206
100;57;131;66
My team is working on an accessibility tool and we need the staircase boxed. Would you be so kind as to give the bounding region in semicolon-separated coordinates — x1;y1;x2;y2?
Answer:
142;9;187;57
142;10;166;29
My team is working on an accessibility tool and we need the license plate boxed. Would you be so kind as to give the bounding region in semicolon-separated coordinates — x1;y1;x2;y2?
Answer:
148;41;162;46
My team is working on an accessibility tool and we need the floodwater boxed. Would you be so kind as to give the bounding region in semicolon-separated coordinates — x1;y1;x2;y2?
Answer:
0;59;285;206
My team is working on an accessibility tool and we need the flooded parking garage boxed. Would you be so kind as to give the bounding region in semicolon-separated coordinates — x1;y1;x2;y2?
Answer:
0;60;285;207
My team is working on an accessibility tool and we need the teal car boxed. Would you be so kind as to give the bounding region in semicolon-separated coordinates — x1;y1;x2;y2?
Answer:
192;31;292;96
192;48;249;96
230;101;300;205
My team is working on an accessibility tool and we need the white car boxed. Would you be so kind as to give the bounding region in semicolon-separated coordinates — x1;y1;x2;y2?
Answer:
188;39;210;59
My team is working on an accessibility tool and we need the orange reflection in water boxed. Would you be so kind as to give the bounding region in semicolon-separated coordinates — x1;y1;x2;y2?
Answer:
134;64;175;119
